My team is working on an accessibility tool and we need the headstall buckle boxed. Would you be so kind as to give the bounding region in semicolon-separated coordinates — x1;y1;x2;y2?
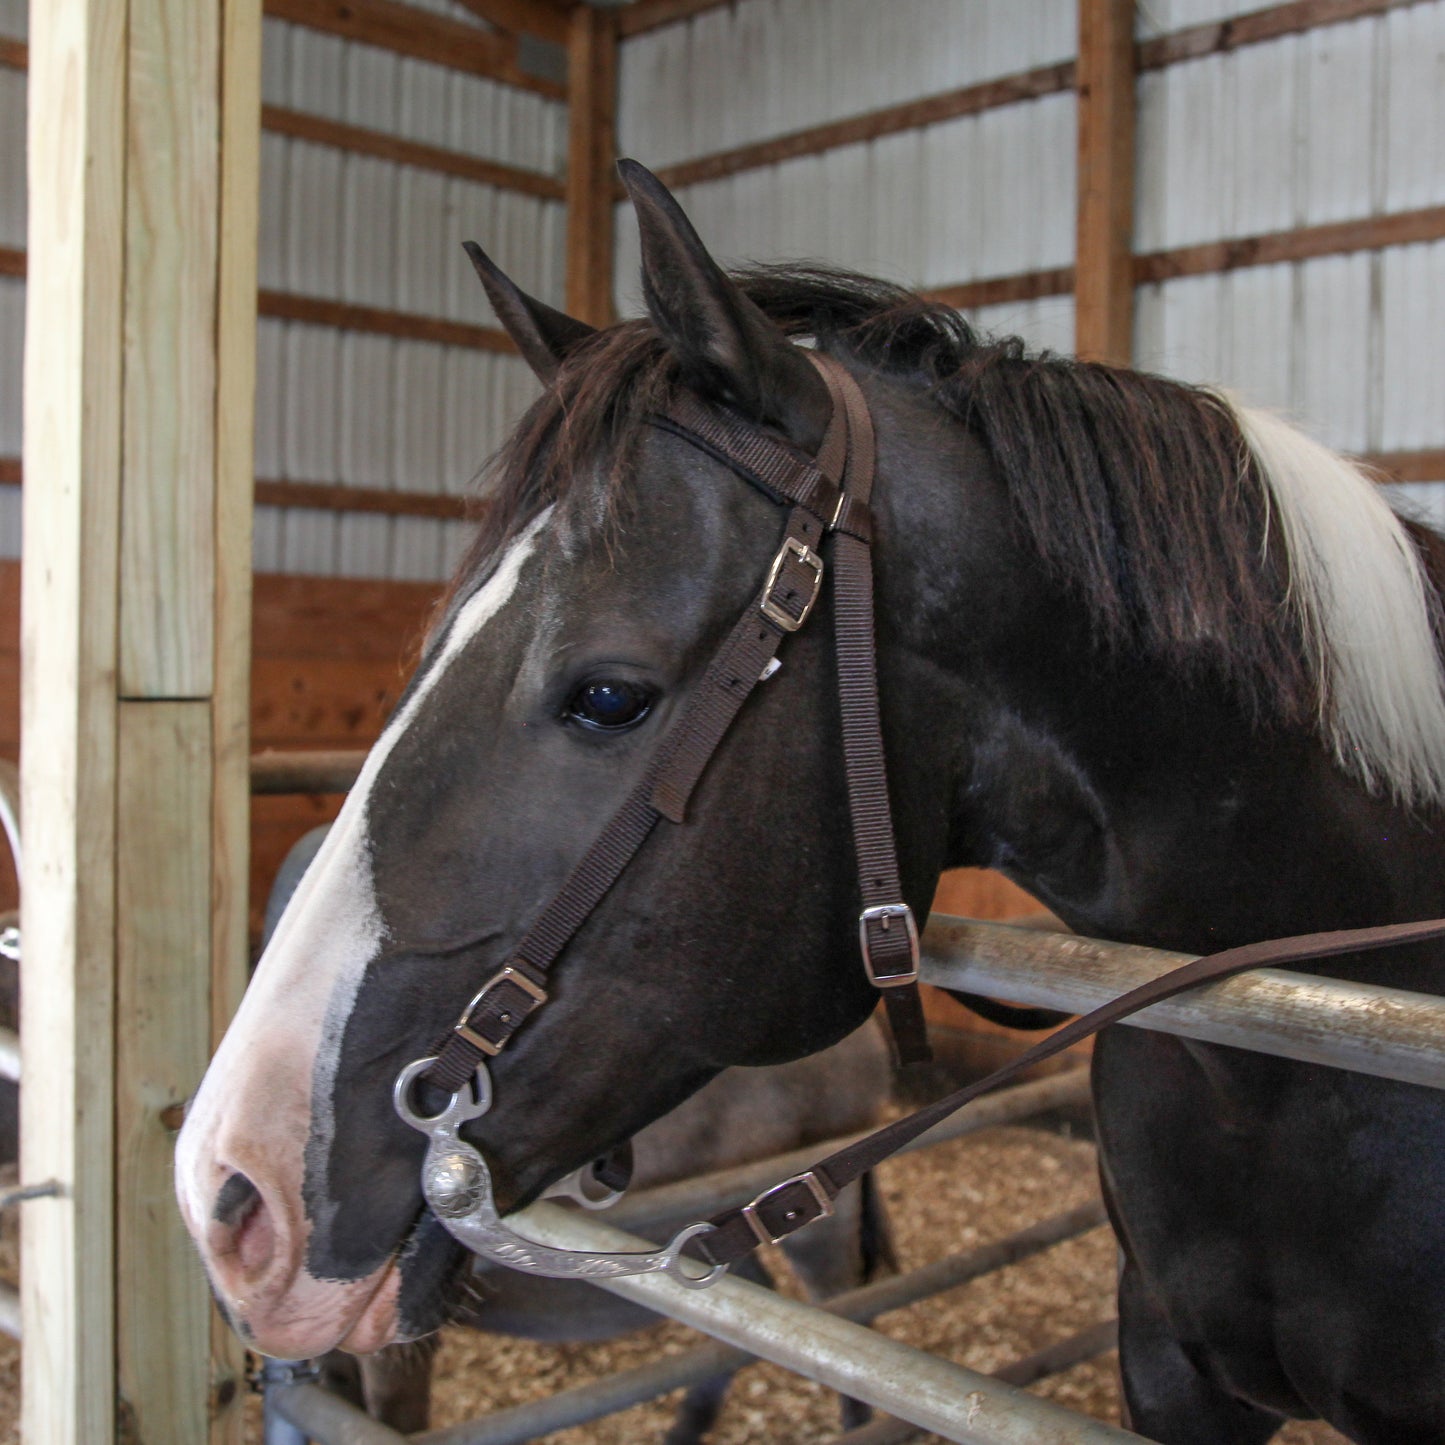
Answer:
741;1170;834;1246
760;537;824;632
858;903;921;988
454;965;549;1057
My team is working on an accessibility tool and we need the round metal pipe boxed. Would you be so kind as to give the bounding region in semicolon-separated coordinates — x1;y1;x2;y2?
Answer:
834;1319;1120;1445
923;915;1445;1089
598;1070;1091;1239
268;1380;407;1444
492;1202;1141;1445
250;748;366;795
422;1200;1109;1445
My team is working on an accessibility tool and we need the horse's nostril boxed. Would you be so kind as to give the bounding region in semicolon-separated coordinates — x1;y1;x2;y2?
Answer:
213;1170;260;1228
212;1170;278;1283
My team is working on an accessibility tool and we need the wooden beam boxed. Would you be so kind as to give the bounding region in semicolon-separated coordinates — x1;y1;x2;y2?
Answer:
261;104;566;198
257;289;517;351
617;0;748;40
647;63;1077;193
1075;0;1137;363
262;0;566;99
0;34;25;70
924;267;1076;312
120;0;221;696
1135;205;1445;283
0;246;23;278
251;747;366;794
255;478;471;518
115;702;213;1445
209;0;261;1430
1138;0;1425;70
4;461;475;520
449;0;570;44
565;5;617;327
1361;449;1445;484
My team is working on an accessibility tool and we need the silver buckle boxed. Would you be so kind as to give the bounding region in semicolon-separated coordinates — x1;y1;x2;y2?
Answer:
858;903;921;988
454;966;548;1056
760;538;824;632
741;1171;834;1246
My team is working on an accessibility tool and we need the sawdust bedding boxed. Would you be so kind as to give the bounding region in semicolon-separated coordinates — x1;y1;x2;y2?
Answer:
0;1133;1346;1444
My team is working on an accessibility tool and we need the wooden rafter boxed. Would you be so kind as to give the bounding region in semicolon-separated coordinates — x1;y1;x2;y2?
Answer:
0;34;24;70
262;0;566;98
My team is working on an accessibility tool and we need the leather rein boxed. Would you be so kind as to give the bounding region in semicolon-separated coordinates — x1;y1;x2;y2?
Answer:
397;352;1445;1282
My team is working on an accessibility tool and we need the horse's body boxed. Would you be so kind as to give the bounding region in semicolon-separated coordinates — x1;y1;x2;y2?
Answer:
177;165;1445;1443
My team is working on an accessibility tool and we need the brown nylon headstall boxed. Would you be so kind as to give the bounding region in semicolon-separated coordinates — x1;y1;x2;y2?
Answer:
421;354;929;1100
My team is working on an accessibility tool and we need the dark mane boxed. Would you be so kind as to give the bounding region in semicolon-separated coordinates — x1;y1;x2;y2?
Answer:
454;264;1313;727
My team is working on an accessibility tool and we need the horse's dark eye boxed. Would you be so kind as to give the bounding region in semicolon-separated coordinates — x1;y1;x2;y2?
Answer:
567;680;652;731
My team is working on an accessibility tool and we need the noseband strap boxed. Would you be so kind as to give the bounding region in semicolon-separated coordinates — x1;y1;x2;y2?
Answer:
422;352;928;1097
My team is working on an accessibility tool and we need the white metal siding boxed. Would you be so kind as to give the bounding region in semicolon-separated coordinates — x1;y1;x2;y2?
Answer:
253;19;561;579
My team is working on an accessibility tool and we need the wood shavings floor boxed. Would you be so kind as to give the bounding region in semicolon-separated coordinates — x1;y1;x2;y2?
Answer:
0;1134;1350;1443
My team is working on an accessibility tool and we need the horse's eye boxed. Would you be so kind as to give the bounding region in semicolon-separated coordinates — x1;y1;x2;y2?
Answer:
567;680;652;731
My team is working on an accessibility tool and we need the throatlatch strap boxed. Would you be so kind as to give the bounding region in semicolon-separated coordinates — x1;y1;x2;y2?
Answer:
811;357;931;1066
684;914;1445;1267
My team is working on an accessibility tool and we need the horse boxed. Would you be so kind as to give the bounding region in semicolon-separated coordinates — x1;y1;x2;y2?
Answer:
177;161;1445;1443
264;828;896;1437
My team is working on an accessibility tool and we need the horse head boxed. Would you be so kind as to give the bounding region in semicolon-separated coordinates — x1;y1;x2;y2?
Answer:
174;164;980;1356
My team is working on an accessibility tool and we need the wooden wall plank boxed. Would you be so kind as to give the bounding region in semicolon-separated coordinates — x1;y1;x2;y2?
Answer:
115;702;213;1445
263;0;566;98
1137;0;1425;70
251;572;440;659
566;5;617;327
924;267;1077;311
647;62;1077;193
617;0;749;40
255;477;471;518
450;0;570;44
20;0;127;1435
209;0;261;1433
120;0;220;696
258;289;516;352
260;104;566;198
1075;0;1137;363
0;36;25;71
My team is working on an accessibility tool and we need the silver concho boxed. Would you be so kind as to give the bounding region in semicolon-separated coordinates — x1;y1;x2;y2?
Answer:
393;1056;726;1289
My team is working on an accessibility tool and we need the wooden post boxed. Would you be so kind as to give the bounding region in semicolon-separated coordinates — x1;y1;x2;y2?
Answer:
1074;0;1137;363
565;4;618;327
22;0;260;1440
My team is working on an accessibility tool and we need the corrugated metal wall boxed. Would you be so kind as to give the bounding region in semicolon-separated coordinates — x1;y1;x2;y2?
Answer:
0;2;561;581
616;0;1445;518
0;1;1441;576
253;17;561;580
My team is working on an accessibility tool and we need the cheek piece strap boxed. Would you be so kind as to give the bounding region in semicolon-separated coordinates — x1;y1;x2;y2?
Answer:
397;352;1445;1280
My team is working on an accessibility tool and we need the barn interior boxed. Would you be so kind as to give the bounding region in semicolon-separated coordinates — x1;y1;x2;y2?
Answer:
0;0;1441;1440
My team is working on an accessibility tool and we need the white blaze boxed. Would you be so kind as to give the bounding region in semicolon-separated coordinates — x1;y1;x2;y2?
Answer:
176;514;549;1261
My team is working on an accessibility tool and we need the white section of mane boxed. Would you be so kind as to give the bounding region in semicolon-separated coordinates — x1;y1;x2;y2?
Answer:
1232;401;1445;806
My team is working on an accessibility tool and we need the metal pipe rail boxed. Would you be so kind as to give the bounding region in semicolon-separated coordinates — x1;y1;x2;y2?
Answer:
418;1200;1108;1445
487;1203;1140;1444
268;1201;1117;1445
250;748;367;795
593;1069;1090;1240
923;915;1445;1089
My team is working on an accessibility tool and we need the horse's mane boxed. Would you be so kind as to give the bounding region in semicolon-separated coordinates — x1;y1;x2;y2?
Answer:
454;264;1445;805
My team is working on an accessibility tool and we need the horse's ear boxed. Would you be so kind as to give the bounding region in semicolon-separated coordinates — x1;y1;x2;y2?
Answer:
618;159;830;451
463;241;595;383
